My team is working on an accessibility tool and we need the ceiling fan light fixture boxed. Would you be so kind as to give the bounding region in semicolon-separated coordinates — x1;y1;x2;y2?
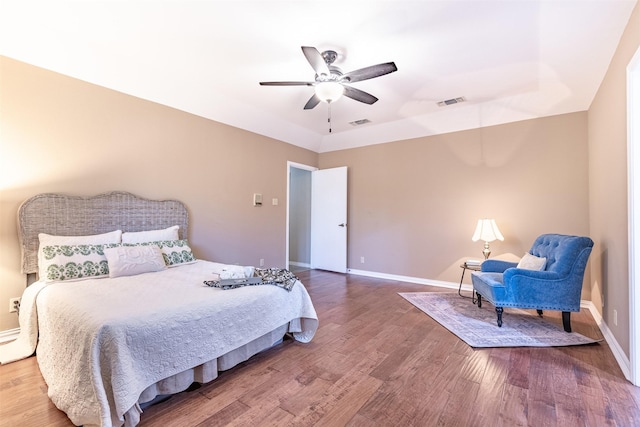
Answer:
315;81;344;103
260;46;396;111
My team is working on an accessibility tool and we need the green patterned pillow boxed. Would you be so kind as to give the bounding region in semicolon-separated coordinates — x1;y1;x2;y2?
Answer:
37;230;122;280
128;239;196;267
40;243;121;282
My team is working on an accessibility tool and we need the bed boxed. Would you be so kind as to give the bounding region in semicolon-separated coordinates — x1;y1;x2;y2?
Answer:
12;191;318;427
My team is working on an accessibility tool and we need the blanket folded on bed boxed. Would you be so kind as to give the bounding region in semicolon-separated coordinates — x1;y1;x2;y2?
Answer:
219;265;255;279
204;268;299;291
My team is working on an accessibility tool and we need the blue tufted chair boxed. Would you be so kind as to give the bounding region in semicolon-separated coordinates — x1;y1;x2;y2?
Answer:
471;234;594;332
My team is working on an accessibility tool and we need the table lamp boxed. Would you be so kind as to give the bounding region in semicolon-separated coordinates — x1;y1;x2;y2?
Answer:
472;218;504;259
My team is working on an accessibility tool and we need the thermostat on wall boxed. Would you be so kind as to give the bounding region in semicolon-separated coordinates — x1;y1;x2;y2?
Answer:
253;193;263;206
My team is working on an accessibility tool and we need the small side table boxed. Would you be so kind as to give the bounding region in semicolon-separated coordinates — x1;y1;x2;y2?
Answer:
458;262;482;299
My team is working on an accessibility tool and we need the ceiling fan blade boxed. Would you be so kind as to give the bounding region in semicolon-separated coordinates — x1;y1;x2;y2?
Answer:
301;46;330;77
341;62;397;83
343;86;378;105
303;94;321;110
259;81;313;86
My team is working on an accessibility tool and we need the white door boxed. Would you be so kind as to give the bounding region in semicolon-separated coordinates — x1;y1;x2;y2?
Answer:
311;166;348;273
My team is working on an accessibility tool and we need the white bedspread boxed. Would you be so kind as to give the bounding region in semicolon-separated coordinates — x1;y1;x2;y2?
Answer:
0;280;47;364
34;260;318;427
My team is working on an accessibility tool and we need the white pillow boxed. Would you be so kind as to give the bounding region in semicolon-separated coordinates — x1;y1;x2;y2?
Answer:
122;225;179;244
40;243;120;282
38;230;122;279
517;253;547;271
130;239;196;267
104;245;166;278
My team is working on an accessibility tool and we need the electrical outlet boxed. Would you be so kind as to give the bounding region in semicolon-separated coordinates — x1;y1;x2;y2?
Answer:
9;297;21;313
260;258;265;267
360;256;365;263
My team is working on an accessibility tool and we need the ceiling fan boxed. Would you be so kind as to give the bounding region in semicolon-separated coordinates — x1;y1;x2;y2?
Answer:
259;46;397;110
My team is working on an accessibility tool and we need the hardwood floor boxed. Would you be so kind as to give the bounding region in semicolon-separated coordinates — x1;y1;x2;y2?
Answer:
1;269;640;426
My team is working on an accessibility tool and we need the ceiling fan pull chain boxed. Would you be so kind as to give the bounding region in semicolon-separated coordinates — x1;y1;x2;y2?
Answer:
328;102;332;133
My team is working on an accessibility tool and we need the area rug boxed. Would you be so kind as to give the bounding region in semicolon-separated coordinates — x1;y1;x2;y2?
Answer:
399;292;601;348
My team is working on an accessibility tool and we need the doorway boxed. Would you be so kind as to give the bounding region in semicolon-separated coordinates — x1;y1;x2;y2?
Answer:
287;163;315;273
286;162;348;274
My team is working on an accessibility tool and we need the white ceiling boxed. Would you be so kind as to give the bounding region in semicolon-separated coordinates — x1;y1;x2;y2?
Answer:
1;1;636;153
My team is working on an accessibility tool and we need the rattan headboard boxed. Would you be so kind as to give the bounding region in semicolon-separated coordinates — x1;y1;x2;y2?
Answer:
18;191;189;274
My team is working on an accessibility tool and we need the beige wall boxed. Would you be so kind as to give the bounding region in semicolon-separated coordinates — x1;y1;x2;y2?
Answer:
0;56;318;331
319;113;590;286
2;29;628;337
588;2;640;357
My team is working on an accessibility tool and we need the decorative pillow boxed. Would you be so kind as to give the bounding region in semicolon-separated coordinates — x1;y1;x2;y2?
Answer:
104;245;166;278
38;230;122;279
40;243;121;282
130;239;196;267
122;226;180;244
517;252;547;271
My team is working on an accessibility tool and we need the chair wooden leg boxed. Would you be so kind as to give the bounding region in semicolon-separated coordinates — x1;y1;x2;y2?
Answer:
496;307;503;327
537;309;543;317
562;311;572;332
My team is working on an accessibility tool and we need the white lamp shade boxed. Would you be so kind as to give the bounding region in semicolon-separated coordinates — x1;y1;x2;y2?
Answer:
472;219;504;242
315;81;344;103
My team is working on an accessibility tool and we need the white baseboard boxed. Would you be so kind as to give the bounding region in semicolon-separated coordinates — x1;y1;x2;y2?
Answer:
289;261;311;269
347;268;630;381
0;328;20;344
347;268;459;290
582;301;631;381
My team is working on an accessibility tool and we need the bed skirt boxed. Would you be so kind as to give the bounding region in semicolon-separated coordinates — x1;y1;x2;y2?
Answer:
123;323;289;427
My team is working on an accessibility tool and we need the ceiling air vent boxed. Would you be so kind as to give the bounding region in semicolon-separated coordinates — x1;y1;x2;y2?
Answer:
437;97;466;107
349;119;371;126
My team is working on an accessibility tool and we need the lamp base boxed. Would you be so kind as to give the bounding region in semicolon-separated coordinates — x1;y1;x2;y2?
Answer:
482;242;491;259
